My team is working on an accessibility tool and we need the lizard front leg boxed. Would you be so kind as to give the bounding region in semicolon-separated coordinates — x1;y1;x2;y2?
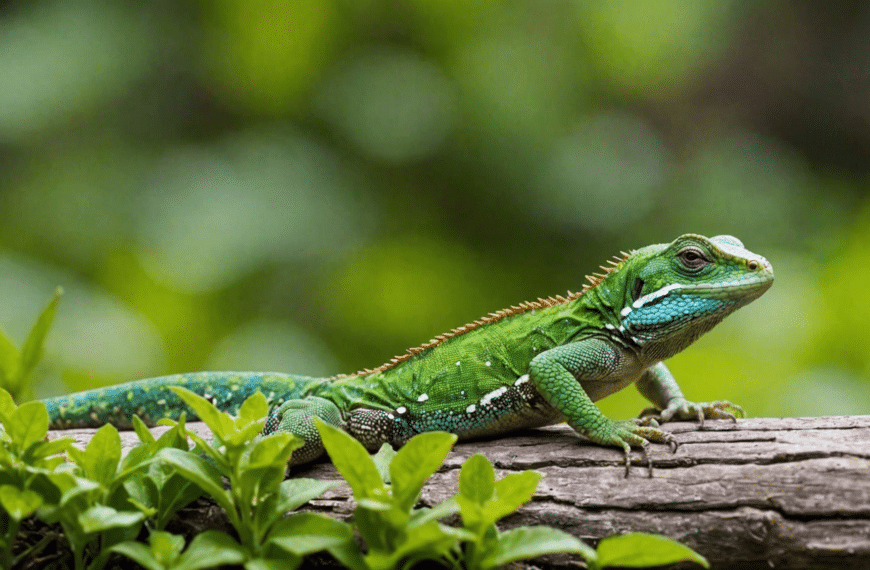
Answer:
529;339;676;477
263;396;343;466
635;362;744;427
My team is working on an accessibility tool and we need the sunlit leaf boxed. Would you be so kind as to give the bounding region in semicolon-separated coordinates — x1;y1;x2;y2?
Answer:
390;431;456;511
481;526;594;569
175;531;248;570
315;418;384;500
78;504;145;533
157;447;233;515
20;287;62;382
8;401;49;450
596;532;709;568
0;484;43;521
267;512;353;555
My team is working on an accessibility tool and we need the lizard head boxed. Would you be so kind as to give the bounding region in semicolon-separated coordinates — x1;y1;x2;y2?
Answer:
611;234;773;361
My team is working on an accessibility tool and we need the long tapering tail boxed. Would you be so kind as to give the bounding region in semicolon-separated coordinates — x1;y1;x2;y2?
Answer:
42;371;322;429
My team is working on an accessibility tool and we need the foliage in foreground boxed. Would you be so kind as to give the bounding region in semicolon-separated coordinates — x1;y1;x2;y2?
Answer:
0;289;709;569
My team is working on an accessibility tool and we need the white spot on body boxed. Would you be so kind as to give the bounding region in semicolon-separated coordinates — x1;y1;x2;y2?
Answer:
485;361;491;366
466;404;476;414
456;361;461;366
396;406;407;414
480;386;508;406
514;375;530;386
417;393;429;402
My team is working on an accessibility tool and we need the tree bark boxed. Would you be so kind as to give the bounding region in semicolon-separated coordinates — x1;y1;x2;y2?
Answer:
61;415;870;569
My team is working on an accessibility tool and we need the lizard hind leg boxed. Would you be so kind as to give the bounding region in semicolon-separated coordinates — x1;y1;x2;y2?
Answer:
263;396;343;466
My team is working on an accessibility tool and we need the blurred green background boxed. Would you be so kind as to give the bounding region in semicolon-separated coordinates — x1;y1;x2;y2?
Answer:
1;0;868;418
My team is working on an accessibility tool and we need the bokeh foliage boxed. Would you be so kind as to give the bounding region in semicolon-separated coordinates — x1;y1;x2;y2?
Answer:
1;0;868;417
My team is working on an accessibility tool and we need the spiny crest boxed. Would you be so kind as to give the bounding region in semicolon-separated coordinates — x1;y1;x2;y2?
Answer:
345;249;633;377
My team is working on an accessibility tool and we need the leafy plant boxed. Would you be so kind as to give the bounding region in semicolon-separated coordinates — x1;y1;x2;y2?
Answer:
37;417;193;569
0;388;75;568
135;387;340;568
316;420;470;570
0;287;62;402
110;530;247;570
456;452;593;569
316;420;709;570
122;415;204;530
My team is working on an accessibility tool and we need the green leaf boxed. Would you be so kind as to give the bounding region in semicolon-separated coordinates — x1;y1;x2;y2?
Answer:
367;520;460;570
390;431;456;511
457;453;495;531
8;401;49;450
246;432;301;470
356;498;393;511
0;484;43;521
131;414;156;444
486;470;541;523
59;476;100;506
459;453;495;505
78;423;122;484
245;558;300;570
126;497;158;519
596;533;709;568
267;512;353;555
327;539;369;570
0;387;16;425
20;287;62;382
175;530;248;570
111;541;163;570
371;442;397;484
237;391;269;423
78;505;145;534
275;477;339;514
0;330;21;391
408;498;458;527
169;387;234;441
157;447;234;514
149;530;185;566
315;418;385;500
481;526;594;569
28;437;75;461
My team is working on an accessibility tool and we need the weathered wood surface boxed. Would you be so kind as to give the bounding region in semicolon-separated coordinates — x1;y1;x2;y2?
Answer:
59;415;870;569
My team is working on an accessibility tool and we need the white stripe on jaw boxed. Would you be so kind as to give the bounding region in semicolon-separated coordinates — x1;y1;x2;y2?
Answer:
632;283;683;309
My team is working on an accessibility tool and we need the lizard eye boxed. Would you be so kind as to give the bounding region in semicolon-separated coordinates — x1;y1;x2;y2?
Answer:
631;277;644;302
677;247;710;271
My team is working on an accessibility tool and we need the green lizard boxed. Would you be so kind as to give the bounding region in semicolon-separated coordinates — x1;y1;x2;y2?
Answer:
43;234;773;475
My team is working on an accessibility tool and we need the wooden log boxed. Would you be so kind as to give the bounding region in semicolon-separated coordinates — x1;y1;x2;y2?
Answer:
58;415;870;569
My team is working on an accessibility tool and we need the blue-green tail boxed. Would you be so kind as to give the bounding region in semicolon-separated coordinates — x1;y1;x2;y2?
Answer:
43;371;323;429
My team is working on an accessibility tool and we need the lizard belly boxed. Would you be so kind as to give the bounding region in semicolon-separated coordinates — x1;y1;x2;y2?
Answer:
344;374;561;449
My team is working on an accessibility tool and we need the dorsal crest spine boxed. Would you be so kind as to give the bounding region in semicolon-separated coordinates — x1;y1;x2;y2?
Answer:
344;250;632;377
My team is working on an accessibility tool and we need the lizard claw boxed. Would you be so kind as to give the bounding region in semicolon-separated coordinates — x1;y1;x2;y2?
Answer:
583;419;678;478
639;399;745;429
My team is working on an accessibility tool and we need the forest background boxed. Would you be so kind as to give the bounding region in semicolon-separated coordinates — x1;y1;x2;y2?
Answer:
1;1;869;420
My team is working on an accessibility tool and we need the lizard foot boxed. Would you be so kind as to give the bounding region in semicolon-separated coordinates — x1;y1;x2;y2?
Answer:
582;419;678;478
638;399;745;428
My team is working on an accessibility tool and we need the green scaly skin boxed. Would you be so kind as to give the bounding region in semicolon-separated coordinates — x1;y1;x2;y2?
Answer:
42;234;773;476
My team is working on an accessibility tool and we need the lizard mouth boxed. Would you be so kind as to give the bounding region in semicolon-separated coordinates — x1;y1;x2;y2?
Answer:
683;271;774;300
